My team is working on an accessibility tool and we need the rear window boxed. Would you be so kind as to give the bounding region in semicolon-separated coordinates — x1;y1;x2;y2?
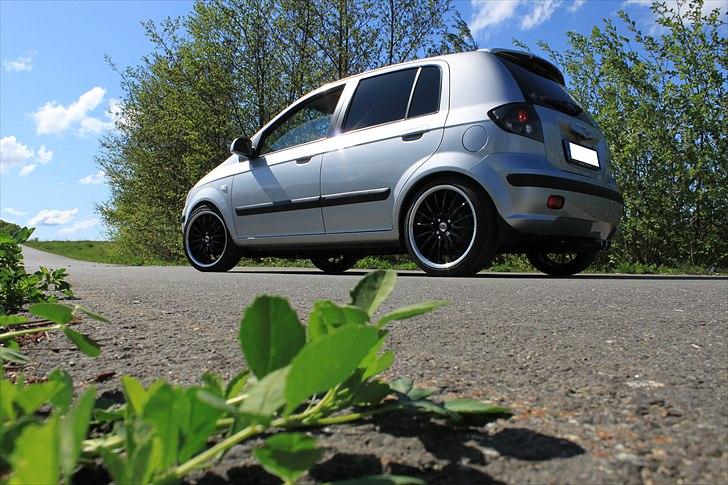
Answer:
408;66;441;118
499;58;596;127
343;68;417;131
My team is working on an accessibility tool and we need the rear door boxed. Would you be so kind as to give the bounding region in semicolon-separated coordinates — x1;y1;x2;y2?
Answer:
320;63;448;233
497;56;610;183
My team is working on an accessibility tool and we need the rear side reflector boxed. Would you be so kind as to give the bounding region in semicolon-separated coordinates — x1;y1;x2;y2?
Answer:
547;195;565;209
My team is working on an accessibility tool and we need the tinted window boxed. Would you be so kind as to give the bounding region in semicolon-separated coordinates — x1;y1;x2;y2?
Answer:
343;68;417;132
498;58;596;127
260;87;343;155
408;66;441;117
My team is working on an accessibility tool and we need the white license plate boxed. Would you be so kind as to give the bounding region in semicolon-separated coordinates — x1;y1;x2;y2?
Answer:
565;141;599;168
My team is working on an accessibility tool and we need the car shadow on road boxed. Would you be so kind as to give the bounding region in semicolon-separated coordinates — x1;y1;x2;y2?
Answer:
228;268;725;281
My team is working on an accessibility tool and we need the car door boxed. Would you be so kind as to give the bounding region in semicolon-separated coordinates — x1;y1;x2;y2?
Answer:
320;63;448;233
231;87;343;238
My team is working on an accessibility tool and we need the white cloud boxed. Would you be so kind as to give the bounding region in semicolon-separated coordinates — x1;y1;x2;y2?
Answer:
79;170;106;185
3;50;35;72
19;164;37;176
521;0;563;29
27;208;78;226
567;0;586;13
624;0;727;17
0;135;34;172
33;86;117;136
469;0;576;37
1;207;27;217
37;145;53;164
469;0;521;35
59;218;98;235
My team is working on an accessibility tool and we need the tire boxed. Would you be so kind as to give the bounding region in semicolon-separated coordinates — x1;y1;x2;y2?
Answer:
310;255;359;274
184;205;240;272
404;177;498;277
526;248;598;276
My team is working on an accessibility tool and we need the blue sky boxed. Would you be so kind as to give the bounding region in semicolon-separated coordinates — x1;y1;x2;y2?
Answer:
0;0;722;240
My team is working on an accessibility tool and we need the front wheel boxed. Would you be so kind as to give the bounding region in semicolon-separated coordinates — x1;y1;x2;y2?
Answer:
184;205;240;272
310;255;359;274
404;178;498;277
526;249;598;276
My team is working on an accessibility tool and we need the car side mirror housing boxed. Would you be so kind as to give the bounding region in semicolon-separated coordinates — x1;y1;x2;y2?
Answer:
230;137;254;158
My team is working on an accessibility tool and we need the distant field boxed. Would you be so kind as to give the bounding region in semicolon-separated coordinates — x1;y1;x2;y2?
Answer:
23;240;721;274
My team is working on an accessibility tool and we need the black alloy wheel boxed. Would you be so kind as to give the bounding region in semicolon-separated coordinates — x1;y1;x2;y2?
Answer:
526;248;599;276
184;205;240;272
404;178;498;277
310;255;359;274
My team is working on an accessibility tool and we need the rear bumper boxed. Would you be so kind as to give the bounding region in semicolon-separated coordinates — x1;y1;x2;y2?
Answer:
468;154;624;241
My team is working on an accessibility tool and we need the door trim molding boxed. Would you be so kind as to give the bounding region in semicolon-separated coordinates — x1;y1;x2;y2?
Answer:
234;188;391;216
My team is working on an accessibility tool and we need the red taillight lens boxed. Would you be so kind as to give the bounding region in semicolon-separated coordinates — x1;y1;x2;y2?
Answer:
487;103;544;143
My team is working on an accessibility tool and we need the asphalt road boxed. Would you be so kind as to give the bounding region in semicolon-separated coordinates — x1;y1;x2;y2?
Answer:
20;246;728;484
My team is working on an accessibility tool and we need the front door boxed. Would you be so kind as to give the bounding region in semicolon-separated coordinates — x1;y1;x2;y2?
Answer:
231;87;343;238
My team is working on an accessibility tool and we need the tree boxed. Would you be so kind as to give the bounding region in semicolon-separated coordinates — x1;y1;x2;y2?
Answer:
98;0;477;261
518;0;727;269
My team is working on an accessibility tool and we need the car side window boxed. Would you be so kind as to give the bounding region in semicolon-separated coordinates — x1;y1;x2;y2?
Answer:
343;68;417;132
260;87;343;155
407;66;441;118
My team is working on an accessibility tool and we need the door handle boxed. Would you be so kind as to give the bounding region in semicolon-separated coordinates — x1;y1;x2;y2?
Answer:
401;130;425;141
296;156;312;164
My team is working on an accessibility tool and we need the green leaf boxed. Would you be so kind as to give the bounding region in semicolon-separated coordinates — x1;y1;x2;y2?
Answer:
196;390;240;415
0;315;29;327
406;387;435;400
15;380;64;415
0;346;29;364
225;370;250;399
308;301;369;341
201;371;225;396
9;417;60;485
122;376;149;416
239;296;306;378
328;475;426;485
285;326;379;411
389;377;413;395
376;301;447;328
48;369;74;412
142;384;186;468
73;305;109;323
178;387;226;461
443;399;511;425
362;350;394;380
63;327;101;357
28;302;73;324
98;448;129;485
350;270;397;315
239;366;290;423
253;432;323;484
59;387;96;479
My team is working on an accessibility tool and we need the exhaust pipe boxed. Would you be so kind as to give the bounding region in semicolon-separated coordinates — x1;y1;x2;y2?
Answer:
599;239;610;250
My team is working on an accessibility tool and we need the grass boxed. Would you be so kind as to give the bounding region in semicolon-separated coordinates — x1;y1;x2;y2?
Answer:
23;240;723;275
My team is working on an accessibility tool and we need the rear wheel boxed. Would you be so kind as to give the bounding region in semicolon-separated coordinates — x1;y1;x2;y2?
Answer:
526;248;598;276
184;205;240;272
310;255;359;274
404;178;498;277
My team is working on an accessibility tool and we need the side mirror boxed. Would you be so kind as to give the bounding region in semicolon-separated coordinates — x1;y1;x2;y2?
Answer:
230;137;254;158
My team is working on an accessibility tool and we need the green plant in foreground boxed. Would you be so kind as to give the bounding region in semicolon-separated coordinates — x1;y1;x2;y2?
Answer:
1;270;509;484
0;227;74;314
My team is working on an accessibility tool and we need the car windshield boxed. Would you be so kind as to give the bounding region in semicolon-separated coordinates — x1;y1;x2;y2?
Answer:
499;57;597;127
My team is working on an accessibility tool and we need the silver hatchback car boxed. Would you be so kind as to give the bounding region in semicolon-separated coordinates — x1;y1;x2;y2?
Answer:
182;48;623;277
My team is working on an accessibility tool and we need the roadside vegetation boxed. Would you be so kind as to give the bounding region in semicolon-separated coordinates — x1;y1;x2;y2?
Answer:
2;225;509;484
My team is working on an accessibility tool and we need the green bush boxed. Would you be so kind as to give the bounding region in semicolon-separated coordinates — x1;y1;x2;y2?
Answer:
0;227;73;314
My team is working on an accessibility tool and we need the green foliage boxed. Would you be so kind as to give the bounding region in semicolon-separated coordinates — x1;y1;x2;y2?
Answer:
519;0;728;269
0;227;74;314
98;0;477;261
1;303;104;364
2;270;508;484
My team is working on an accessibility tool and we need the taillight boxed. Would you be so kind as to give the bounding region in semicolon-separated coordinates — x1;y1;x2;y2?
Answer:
487;103;544;143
